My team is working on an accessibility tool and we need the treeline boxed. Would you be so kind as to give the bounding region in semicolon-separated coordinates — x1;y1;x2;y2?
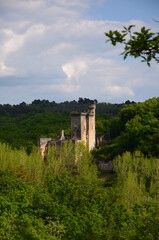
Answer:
0;97;159;159
0;98;124;153
0;141;159;239
0;98;122;116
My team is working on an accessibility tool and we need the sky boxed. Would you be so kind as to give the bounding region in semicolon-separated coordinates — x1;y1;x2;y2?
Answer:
0;0;159;104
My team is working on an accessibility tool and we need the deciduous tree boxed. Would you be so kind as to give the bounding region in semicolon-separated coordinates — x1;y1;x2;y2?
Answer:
105;25;159;66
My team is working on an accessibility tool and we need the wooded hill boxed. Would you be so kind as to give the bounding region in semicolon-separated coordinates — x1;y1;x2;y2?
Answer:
0;97;159;239
0;98;123;153
0;97;158;160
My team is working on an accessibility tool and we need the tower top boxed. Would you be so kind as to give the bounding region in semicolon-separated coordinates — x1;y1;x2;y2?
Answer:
88;104;96;115
88;103;96;109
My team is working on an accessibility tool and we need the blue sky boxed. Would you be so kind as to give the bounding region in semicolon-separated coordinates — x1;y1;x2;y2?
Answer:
0;0;158;104
89;0;159;22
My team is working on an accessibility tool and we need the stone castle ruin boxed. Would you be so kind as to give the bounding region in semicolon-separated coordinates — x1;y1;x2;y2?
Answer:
39;104;96;158
71;104;96;151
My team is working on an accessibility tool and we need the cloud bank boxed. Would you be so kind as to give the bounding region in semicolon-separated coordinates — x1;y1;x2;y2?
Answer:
0;0;158;104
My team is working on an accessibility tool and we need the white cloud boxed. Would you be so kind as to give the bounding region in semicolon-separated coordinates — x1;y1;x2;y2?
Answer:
3;29;25;54
0;0;45;11
104;85;135;97
62;60;88;80
41;43;75;56
0;62;16;76
37;83;80;93
0;0;158;104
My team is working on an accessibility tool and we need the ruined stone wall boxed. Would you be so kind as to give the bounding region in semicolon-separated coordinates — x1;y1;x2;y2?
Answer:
87;104;96;150
39;138;52;158
71;113;87;145
80;113;87;145
71;113;81;140
39;104;96;158
71;104;96;150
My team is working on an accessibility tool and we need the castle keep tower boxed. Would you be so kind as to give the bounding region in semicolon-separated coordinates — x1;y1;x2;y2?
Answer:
39;104;96;157
71;104;96;150
71;112;87;145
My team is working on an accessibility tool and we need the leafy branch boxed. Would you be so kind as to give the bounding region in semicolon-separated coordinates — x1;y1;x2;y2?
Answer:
105;25;159;66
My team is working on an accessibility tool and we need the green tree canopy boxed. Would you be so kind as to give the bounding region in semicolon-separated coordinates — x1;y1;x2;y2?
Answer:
105;25;159;66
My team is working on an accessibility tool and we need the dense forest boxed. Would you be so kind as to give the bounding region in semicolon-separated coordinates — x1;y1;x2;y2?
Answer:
0;98;122;153
0;97;159;239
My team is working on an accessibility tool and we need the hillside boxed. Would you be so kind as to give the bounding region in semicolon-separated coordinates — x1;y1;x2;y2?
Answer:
0;99;123;152
0;97;159;239
0;97;159;159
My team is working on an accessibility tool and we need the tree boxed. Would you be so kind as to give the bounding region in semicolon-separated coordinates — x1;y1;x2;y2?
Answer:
105;25;159;66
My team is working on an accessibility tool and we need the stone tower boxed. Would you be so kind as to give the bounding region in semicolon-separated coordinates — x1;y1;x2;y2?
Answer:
87;104;96;150
71;104;96;150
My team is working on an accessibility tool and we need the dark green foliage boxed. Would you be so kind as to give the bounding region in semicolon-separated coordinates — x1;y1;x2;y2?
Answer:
119;97;159;157
95;97;159;161
0;170;62;240
0;142;159;239
105;25;159;66
0;142;108;239
78;97;98;104
0;99;122;116
0;112;70;152
0;99;122;153
0;97;159;238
